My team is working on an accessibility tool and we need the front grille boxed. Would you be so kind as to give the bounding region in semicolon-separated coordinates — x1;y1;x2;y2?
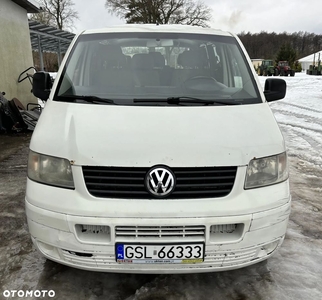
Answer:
115;225;205;240
82;166;237;199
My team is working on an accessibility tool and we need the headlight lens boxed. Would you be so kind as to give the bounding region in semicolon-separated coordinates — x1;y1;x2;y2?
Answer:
28;150;74;189
245;152;288;189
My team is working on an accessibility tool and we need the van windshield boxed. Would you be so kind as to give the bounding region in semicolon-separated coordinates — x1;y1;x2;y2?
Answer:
54;32;261;106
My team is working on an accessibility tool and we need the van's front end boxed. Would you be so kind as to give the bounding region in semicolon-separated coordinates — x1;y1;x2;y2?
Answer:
25;25;290;273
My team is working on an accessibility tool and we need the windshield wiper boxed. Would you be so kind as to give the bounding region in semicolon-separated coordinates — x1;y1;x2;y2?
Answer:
167;97;215;105
133;96;240;105
58;95;116;104
134;96;213;105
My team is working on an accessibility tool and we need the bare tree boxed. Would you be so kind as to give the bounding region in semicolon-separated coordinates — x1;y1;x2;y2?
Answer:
29;8;55;27
29;0;79;31
105;0;212;27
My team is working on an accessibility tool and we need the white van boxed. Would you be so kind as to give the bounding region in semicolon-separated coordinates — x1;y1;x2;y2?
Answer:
26;25;291;273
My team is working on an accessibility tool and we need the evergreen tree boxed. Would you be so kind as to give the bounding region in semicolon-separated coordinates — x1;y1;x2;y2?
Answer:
275;43;297;67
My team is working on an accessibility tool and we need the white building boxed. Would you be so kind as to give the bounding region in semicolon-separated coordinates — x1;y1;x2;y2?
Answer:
299;51;322;71
0;0;40;107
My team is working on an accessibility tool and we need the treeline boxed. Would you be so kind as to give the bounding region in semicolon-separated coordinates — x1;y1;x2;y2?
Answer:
238;31;322;60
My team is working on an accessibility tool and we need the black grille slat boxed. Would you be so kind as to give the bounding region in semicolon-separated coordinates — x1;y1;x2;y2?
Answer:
89;189;149;196
172;189;232;195
84;175;143;181
176;182;234;188
177;176;235;181
84;168;146;175
174;169;235;175
87;182;144;188
83;166;237;199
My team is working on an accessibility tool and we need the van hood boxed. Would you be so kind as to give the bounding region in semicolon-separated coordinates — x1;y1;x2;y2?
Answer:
31;102;285;167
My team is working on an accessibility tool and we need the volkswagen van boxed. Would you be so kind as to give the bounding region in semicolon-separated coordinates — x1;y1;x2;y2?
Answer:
25;24;290;273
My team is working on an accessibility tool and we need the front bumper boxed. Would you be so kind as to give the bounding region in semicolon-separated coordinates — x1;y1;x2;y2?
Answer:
26;199;291;273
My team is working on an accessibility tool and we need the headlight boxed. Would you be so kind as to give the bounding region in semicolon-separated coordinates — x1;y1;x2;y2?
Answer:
245;152;288;189
28;150;74;189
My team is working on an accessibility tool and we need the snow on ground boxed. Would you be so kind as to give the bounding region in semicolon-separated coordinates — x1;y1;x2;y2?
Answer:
259;72;322;167
1;72;321;300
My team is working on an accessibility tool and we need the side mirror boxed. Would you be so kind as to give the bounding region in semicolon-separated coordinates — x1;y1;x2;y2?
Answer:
32;72;52;101
264;78;286;102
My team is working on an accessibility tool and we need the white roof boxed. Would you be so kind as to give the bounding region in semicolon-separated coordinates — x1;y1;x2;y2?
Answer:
299;50;322;62
12;0;41;13
82;24;232;37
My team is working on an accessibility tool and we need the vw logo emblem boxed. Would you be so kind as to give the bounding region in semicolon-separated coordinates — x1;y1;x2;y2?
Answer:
145;166;176;198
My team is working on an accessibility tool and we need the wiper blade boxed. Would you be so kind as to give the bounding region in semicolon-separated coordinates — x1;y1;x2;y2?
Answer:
167;97;243;105
133;96;212;105
58;95;116;104
133;96;240;105
167;97;215;105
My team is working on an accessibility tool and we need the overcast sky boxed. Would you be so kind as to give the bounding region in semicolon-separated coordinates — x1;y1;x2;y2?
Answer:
72;0;322;35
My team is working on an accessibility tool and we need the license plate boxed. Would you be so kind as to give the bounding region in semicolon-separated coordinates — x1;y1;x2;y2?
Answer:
115;243;204;264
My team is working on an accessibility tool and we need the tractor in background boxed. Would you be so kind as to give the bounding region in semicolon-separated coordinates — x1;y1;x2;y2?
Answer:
307;53;322;75
275;61;295;76
258;60;277;76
